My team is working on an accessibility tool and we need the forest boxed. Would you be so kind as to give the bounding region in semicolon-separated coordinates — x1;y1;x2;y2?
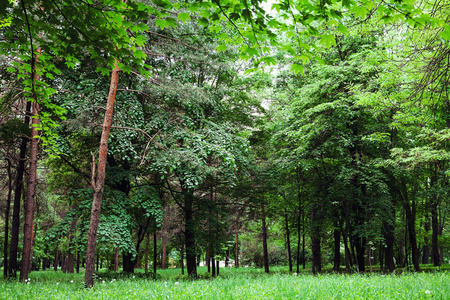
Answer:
1;0;450;294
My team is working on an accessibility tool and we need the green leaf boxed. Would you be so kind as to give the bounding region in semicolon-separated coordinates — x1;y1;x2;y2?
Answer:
177;12;191;23
216;44;228;52
290;64;304;75
320;34;336;48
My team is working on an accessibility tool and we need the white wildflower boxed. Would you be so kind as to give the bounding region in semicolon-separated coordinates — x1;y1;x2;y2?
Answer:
102;281;105;284
425;290;431;295
70;280;74;283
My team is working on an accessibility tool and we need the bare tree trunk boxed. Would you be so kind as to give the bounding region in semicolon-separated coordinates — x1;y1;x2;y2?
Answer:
8;95;32;278
311;209;321;275
144;234;149;273
261;205;269;274
115;247;119;272
3;158;13;278
20;98;40;281
84;62;120;288
54;249;58;271
235;213;239;268
153;231;157;274
180;242;184;275
161;208;168;270
284;208;292;272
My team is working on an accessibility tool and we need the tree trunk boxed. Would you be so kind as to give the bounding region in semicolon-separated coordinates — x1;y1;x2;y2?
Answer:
115;247;119;272
67;216;77;274
211;253;215;277
123;252;134;273
431;200;440;266
342;227;352;272
3;158;13;278
144;234;149;273
180;241;184;275
54;249;59;271
284;208;292;272
161;209;168;270
384;222;395;273
20;97;40;281
355;236;366;272
311;209;321;275
333;226;341;272
84;61;120;288
184;191;197;277
235;214;239;268
422;216;430;264
76;250;80;273
261;205;269;274
206;250;210;272
8;99;32;279
216;260;219;276
153;231;157;274
403;202;420;271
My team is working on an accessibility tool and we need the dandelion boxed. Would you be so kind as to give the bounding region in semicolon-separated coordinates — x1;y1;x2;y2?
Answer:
175;282;179;285
102;281;105;284
425;290;431;295
56;283;59;285
27;282;30;284
132;276;135;279
70;280;74;283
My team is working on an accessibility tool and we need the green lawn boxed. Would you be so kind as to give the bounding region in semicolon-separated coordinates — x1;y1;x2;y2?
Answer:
0;267;448;299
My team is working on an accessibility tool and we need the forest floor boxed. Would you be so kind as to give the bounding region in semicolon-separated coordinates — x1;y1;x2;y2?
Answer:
1;265;449;299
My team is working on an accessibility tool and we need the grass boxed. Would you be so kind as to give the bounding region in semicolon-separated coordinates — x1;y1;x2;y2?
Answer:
0;267;449;299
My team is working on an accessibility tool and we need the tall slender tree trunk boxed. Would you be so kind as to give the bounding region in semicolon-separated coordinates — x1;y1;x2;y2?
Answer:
9;99;32;279
20;94;40;281
235;214;239;268
115;247;119;272
54;249;58;271
67;216;77;273
422;216;430;264
403;201;420;271
311;208;321;275
211;253;215;277
153;231;157;274
3;158;13;278
184;191;197;277
161;207;168;270
180;241;184;275
333;225;341;272
261;205;269;274
384;222;395;273
84;61;120;288
342;228;351;272
144;234;149;273
430;164;440;267
284;208;292;272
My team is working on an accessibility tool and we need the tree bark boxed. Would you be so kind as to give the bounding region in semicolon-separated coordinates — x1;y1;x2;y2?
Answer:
261;205;269;274
115;247;119;272
84;61;120;288
384;222;395;273
153;231;157;274
311;209;321;275
235;214;239;268
161;208;168;270
20;98;40;281
333;226;341;272
184;191;197;277
3;158;13;278
422;217;430;264
284;208;292;272
8;99;30;278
